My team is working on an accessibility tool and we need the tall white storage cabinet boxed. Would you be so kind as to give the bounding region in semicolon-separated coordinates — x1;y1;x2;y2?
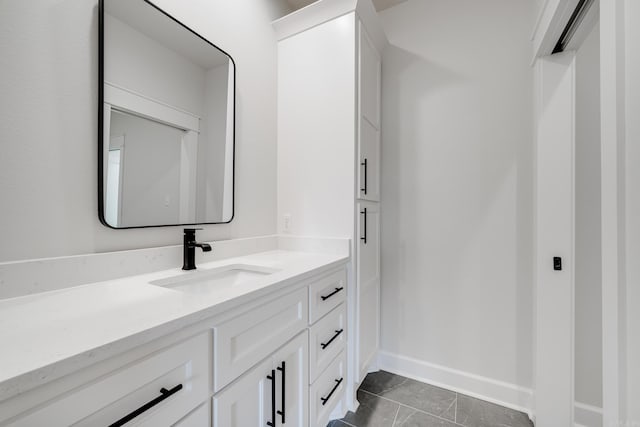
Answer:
274;0;386;410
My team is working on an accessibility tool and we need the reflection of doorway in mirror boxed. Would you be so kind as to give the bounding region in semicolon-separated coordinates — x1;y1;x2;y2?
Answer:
105;135;125;227
107;108;196;227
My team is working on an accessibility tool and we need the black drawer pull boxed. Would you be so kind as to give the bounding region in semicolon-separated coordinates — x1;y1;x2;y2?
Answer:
360;158;368;195
321;329;344;350
360;208;367;244
108;384;182;427
267;369;276;426
321;287;344;301
321;378;343;406
277;361;286;424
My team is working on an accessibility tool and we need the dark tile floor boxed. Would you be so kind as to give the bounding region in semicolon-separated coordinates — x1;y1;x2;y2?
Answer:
328;371;533;427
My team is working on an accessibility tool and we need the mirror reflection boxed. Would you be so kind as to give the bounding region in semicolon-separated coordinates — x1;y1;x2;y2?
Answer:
101;0;235;228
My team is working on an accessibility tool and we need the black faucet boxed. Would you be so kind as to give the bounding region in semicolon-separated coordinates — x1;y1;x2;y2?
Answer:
182;228;212;270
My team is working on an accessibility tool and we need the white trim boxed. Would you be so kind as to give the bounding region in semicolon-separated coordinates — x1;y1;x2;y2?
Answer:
272;0;357;41
107;135;125;226
102;103;112;211
600;0;627;425
376;351;534;419
534;51;576;426
272;0;388;51
575;401;604;427
104;82;200;133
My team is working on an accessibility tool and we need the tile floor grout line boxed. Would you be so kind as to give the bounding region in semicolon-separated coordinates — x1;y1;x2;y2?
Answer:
454;392;458;424
391;404;400;426
359;389;465;427
442;395;457;422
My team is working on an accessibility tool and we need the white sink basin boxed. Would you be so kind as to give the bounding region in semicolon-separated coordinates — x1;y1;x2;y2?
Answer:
150;264;280;293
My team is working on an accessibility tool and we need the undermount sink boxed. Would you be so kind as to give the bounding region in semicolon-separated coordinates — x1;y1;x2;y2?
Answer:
150;264;280;293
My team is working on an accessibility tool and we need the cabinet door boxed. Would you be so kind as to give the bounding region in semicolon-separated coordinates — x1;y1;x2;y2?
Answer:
358;24;381;203
356;202;380;382
212;358;273;427
359;25;381;129
272;332;309;427
358;118;380;202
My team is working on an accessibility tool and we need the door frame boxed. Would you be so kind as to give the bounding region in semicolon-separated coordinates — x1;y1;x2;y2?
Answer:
533;0;627;424
533;50;577;426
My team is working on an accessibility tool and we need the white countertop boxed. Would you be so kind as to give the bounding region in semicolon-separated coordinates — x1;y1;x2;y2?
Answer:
0;249;348;401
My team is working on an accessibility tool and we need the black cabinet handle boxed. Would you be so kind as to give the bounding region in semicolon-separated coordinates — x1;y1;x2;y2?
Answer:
108;384;182;427
267;369;276;427
321;287;344;301
360;208;367;244
360;158;368;195
277;361;286;424
321;378;343;406
321;329;344;350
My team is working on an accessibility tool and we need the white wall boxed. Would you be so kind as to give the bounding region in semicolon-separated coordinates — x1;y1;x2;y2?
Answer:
0;0;287;262
574;22;603;411
624;0;640;423
379;0;534;397
276;13;356;238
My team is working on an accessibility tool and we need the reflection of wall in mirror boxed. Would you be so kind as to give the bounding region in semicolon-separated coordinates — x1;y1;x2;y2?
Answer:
104;10;233;224
198;63;230;222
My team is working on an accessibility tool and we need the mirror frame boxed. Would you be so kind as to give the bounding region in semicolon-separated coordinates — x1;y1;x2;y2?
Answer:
98;0;236;229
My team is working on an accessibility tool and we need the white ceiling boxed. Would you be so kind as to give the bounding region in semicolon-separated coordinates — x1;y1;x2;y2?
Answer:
286;0;408;12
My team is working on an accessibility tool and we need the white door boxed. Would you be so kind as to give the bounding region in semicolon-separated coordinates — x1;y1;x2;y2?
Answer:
213;332;308;427
213;358;273;427
271;332;308;427
356;201;380;382
534;51;576;426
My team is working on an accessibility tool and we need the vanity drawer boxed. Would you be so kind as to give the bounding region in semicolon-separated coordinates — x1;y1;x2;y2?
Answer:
309;303;346;382
213;287;308;392
8;333;210;427
309;351;347;427
309;268;347;324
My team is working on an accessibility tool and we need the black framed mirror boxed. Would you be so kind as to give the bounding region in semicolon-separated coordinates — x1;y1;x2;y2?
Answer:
99;0;235;229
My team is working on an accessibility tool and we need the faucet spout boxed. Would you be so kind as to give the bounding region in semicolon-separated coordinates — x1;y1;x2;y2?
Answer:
193;242;212;252
182;228;213;270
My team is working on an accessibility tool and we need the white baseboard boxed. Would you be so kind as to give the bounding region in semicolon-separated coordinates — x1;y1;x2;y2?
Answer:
574;401;603;427
377;351;534;419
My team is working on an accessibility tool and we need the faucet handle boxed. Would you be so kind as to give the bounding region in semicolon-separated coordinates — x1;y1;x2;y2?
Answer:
183;228;203;235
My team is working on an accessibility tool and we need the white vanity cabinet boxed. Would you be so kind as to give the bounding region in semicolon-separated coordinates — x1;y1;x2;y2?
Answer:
274;0;387;405
0;263;350;427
